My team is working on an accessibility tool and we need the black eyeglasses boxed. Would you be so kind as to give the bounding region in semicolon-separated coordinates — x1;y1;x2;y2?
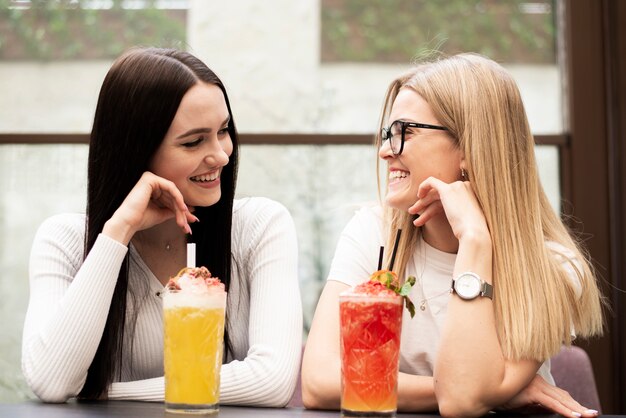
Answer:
380;120;448;155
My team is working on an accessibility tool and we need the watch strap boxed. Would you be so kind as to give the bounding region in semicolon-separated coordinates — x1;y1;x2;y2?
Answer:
480;281;494;299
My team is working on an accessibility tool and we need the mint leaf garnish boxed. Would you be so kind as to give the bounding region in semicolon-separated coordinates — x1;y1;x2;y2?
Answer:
397;276;416;318
405;297;416;318
398;276;416;296
370;271;416;318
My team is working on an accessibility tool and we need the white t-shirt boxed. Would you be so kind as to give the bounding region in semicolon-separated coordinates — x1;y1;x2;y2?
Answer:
22;197;302;405
327;205;565;384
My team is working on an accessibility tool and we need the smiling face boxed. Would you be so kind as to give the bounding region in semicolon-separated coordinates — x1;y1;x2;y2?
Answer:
150;82;233;208
379;88;463;211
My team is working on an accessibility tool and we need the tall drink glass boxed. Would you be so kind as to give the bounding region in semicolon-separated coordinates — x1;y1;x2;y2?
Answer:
339;287;403;417
163;274;226;415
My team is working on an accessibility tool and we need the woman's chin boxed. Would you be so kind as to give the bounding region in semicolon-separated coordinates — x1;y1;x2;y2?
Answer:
384;192;412;212
186;195;221;208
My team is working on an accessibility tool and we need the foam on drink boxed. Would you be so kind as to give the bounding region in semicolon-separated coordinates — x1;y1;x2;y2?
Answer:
340;279;399;298
163;266;226;309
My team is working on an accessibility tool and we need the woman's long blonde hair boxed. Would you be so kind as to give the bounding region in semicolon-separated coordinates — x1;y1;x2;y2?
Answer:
378;53;603;361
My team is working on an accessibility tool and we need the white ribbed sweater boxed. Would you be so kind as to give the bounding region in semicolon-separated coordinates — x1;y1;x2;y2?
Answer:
22;197;302;406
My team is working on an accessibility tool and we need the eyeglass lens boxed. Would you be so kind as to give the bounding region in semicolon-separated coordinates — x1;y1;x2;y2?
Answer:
389;121;403;154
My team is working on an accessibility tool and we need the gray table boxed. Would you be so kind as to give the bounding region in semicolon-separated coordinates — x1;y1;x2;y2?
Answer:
0;402;428;417
1;402;621;418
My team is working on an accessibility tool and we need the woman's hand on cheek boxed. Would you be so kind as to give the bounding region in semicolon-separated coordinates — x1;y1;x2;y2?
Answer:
408;176;489;243
499;374;598;417
103;171;198;244
408;186;444;226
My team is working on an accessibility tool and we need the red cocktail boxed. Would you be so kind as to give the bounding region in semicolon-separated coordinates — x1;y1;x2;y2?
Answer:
339;280;403;416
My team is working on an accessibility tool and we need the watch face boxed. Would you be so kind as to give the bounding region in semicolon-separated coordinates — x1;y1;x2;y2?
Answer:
454;274;481;300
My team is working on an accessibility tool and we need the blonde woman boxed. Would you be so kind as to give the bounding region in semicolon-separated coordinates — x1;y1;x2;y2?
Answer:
302;53;603;417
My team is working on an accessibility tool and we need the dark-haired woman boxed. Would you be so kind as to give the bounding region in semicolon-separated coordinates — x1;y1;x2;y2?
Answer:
22;47;302;406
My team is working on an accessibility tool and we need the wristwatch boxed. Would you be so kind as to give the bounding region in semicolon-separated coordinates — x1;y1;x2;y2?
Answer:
451;272;493;300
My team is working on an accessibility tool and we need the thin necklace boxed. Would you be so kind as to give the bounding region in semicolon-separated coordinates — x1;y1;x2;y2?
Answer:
419;287;451;311
133;234;176;252
416;237;450;311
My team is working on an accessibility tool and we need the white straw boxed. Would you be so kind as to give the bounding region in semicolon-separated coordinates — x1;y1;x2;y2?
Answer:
187;243;196;268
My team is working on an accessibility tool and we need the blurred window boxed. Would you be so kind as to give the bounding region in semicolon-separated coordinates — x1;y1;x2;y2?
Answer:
321;0;555;64
0;0;188;60
0;0;567;402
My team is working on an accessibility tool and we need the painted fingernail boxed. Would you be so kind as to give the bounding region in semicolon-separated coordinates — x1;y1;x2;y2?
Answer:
572;412;582;417
194;216;200;223
584;410;598;415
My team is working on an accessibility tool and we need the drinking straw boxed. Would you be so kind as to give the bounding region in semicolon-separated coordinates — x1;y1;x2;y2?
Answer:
377;246;384;271
187;243;196;268
388;229;402;271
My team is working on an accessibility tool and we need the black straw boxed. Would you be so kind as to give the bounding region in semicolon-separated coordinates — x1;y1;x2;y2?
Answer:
388;229;402;271
377;246;384;270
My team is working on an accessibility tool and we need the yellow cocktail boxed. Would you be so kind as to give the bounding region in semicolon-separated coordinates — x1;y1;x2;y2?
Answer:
163;267;226;414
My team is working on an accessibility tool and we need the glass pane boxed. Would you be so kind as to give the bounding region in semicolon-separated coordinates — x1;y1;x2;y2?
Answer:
0;0;563;134
236;144;380;328
0;144;564;402
318;0;561;134
535;145;560;213
0;144;88;401
321;0;555;64
0;0;188;60
0;0;566;401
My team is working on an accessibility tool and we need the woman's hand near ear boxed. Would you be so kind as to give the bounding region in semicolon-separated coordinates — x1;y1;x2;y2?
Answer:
102;171;198;245
408;176;489;244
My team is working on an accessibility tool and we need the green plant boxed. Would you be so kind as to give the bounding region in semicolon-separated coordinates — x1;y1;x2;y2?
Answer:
0;0;186;61
321;0;556;64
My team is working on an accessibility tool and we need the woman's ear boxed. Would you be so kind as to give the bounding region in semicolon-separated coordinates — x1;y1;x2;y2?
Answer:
460;156;468;171
459;157;468;181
